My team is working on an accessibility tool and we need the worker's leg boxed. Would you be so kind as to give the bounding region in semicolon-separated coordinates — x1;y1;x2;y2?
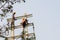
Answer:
22;27;25;34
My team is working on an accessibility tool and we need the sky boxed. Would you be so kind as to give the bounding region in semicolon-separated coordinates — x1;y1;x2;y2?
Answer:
0;0;60;40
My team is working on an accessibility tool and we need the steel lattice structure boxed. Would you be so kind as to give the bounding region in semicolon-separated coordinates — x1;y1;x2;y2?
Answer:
0;0;36;40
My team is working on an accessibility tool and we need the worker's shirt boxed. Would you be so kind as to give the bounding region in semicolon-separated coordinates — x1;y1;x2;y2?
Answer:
21;18;28;28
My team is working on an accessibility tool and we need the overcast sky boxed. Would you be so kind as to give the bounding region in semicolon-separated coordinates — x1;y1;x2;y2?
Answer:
0;0;60;40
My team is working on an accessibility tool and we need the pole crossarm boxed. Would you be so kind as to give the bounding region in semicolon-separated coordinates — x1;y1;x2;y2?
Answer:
7;33;34;39
8;23;33;30
0;35;6;38
7;14;32;22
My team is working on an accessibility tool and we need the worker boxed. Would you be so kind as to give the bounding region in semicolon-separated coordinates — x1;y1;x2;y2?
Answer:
11;12;16;29
12;12;16;20
21;17;28;33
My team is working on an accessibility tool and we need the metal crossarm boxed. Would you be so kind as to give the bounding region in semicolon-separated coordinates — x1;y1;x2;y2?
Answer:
0;35;6;38
7;14;32;22
8;23;33;30
7;33;34;39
